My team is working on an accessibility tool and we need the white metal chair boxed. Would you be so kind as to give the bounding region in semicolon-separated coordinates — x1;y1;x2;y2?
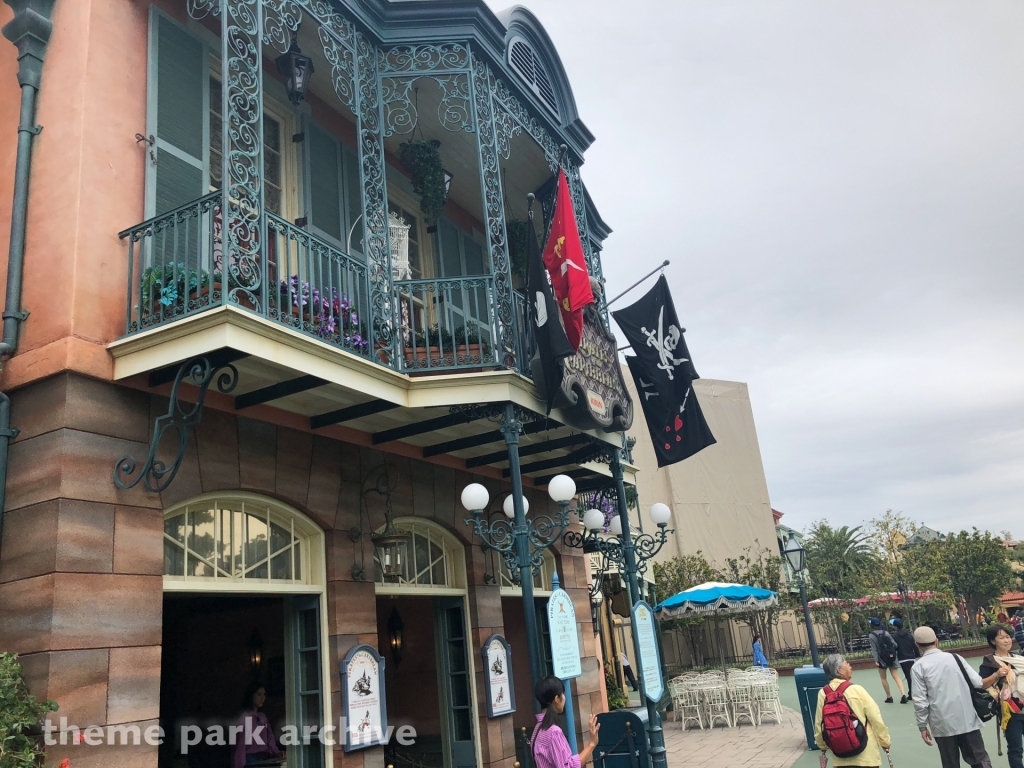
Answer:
676;685;705;731
752;679;783;726
704;685;733;728
729;680;757;727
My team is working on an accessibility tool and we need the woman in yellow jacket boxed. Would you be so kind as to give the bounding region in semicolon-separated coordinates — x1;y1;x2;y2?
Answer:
814;654;892;767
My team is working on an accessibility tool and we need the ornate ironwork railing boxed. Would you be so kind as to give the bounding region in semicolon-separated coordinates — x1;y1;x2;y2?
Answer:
120;192;221;334
511;289;535;379
395;276;500;373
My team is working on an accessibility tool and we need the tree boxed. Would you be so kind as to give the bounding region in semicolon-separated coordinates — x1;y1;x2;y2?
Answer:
941;529;1015;638
653;552;719;667
721;543;788;660
804;521;878;652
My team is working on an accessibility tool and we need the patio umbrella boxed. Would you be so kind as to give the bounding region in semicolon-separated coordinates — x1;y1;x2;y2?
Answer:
655;582;779;674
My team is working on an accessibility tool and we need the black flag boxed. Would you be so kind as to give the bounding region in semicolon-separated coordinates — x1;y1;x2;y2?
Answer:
527;212;574;413
614;276;715;466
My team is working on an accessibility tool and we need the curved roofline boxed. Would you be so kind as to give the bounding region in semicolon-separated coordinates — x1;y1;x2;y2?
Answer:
336;0;595;156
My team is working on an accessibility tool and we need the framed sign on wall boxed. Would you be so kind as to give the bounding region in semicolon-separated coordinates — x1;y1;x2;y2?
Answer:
481;634;516;717
340;644;388;751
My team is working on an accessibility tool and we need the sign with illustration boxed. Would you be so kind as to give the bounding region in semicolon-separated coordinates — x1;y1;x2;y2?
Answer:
481;634;516;717
632;600;664;702
559;306;634;432
547;587;582;679
340;644;388;751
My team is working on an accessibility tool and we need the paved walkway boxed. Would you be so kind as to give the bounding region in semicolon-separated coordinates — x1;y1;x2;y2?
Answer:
663;705;808;768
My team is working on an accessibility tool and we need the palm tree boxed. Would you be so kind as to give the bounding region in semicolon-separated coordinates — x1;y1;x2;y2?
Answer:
804;522;878;652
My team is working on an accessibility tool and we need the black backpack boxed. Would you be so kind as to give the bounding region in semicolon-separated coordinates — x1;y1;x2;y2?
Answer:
873;630;898;665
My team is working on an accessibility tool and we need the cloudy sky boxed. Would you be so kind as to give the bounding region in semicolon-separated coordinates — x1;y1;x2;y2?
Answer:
487;1;1024;535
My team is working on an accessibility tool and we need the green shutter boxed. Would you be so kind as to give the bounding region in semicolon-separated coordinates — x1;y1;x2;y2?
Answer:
342;145;363;255
306;121;342;243
147;10;207;217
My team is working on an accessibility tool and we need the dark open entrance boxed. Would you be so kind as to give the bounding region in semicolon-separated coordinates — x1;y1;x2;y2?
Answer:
377;595;475;768
160;593;324;768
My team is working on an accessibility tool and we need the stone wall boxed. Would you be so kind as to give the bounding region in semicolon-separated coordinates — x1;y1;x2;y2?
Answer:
0;373;602;768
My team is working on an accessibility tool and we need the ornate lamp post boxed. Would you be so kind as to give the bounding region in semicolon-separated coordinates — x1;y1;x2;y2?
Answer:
564;454;673;768
784;533;820;667
462;472;576;696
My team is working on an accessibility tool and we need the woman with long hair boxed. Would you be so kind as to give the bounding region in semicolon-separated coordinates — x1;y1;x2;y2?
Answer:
532;677;600;768
233;681;284;768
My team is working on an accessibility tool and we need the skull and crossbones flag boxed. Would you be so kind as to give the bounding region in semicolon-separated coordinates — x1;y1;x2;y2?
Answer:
527;212;575;413
614;275;715;466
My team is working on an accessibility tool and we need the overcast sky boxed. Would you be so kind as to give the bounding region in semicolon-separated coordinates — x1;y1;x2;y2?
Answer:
488;1;1024;536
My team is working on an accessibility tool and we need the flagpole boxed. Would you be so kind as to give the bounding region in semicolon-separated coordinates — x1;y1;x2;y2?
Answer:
606;260;670;308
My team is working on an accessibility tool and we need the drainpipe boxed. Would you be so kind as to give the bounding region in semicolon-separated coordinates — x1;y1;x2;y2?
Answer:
0;0;55;556
1;0;55;358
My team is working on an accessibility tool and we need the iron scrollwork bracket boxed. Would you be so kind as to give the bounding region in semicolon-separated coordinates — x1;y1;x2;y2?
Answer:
563;524;674;591
113;356;239;493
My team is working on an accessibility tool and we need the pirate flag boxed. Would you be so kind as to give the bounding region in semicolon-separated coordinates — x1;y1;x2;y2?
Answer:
614;276;715;466
541;169;593;350
527;212;574;413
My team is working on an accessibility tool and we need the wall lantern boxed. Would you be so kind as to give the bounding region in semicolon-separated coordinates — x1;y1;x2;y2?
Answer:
784;533;806;574
349;463;411;581
247;628;264;674
442;169;454;204
372;524;410;578
275;33;314;106
387;605;405;668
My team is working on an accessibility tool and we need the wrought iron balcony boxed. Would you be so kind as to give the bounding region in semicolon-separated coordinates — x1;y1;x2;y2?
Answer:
119;197;534;377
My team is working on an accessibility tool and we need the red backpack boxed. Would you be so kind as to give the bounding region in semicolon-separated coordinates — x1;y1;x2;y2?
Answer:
820;681;868;758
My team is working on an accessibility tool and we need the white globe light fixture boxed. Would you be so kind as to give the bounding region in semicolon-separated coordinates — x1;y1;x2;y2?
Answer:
503;494;529;519
583;508;605;531
460;483;489;513
609;515;623;536
649;502;672;526
547;474;576;504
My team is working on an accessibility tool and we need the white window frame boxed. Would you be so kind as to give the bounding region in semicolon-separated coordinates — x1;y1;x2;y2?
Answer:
373;518;467;596
499;549;555;596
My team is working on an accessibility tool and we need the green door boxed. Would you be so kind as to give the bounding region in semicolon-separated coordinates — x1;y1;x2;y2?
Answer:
436;597;476;768
291;595;324;768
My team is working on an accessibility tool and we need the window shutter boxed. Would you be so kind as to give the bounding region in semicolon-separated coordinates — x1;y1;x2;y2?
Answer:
147;10;207;217
342;144;363;256
304;120;343;244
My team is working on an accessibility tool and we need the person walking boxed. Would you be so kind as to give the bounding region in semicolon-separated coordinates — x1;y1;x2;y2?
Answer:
752;632;769;668
814;653;891;767
531;676;600;768
912;625;993;768
892;618;920;699
1012;616;1024;652
619;651;638;692
869;617;908;703
979;624;1024;768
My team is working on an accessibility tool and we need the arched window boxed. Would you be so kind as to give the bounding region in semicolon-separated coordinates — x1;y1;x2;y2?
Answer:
499;549;555;596
374;518;466;594
163;493;324;588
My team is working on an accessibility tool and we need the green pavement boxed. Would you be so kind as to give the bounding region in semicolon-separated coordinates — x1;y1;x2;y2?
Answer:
780;663;1006;768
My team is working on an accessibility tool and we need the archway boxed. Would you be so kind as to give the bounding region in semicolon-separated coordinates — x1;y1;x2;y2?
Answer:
159;492;330;768
373;518;481;768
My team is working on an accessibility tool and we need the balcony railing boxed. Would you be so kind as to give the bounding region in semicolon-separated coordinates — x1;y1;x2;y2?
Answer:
119;197;536;378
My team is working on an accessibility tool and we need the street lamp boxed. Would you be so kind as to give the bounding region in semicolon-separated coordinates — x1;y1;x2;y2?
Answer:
463;473;576;696
784;534;820;667
564;478;674;768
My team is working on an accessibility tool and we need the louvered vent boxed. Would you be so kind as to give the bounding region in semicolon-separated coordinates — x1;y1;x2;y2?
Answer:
507;36;559;118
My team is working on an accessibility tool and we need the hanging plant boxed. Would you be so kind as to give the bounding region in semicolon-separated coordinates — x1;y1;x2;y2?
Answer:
399;139;446;221
505;217;529;286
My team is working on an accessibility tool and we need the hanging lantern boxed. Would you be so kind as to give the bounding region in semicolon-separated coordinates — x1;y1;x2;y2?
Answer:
442;169;454;204
387;605;405;667
275;34;314;106
372;524;410;579
247;628;264;674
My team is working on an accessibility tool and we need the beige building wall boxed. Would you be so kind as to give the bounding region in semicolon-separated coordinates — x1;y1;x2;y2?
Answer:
623;371;779;572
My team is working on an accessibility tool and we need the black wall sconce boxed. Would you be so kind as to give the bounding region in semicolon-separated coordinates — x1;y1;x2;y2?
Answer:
247;628;264;675
387;605;405;668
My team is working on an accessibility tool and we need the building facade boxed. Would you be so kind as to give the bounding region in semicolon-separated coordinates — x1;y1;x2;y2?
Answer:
0;1;635;767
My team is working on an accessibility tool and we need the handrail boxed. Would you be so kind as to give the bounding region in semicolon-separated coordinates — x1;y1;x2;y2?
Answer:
118;191;222;240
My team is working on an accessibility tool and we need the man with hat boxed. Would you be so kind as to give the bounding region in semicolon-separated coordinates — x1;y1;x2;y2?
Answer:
911;625;993;768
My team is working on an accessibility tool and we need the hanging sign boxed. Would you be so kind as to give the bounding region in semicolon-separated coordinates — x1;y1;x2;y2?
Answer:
481;634;516;717
632;600;664;702
340;644;388;751
548;588;582;679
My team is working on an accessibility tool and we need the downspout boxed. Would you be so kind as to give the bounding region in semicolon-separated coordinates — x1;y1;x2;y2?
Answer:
0;0;55;554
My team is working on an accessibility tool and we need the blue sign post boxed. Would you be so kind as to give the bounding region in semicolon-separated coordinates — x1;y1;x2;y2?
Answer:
548;573;582;753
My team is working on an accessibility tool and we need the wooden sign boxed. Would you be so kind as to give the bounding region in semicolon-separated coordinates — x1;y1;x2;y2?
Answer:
559;306;634;433
481;634;516;717
340;644;388;751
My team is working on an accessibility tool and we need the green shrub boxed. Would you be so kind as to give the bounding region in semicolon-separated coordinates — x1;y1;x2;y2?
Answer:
0;653;58;767
604;664;628;710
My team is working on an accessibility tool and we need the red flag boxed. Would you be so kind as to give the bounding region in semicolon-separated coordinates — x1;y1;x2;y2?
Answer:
542;169;593;349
